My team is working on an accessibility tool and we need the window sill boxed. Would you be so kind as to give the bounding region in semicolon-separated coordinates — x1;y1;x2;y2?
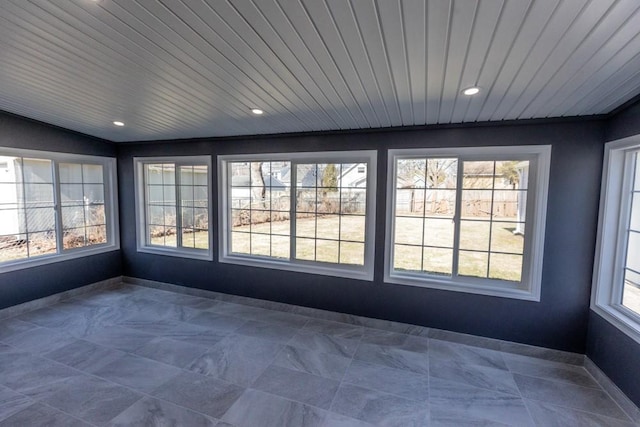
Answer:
137;246;213;261
220;253;374;281
591;303;640;346
0;244;120;274
385;271;540;301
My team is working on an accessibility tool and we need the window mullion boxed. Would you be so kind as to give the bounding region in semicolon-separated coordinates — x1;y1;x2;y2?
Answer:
290;161;298;261
451;158;464;279
52;160;64;254
175;165;183;248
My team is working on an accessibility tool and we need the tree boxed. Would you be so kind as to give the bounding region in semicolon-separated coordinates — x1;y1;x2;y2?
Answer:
498;161;520;189
322;163;338;191
250;162;266;208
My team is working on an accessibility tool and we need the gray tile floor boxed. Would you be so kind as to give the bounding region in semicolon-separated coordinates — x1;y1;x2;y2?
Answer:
0;284;638;426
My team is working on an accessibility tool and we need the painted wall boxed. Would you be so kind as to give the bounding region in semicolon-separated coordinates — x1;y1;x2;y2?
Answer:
586;100;640;407
119;119;604;353
0;112;121;310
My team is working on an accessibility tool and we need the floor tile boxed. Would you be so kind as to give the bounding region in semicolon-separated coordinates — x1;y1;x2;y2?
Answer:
302;319;365;339
0;318;37;341
331;383;429;427
430;377;532;426
430;339;508;371
525;399;637;427
0;402;91;427
114;313;181;335
134;336;209;368
1;327;76;355
43;339;126;374
235;320;299;343
273;345;351;380
252;365;340;409
109;396;217;427
360;329;410;346
152;371;244;419
84;325;157;352
187;334;282;386
504;353;600;388
163;322;229;346
0;386;32;423
0;355;81;399
92;353;181;393
186;312;247;333
288;332;360;357
353;342;429;374
321;412;374;427
342;360;429;401
513;373;630;421
222;389;326;427
38;375;142;425
430;357;520;395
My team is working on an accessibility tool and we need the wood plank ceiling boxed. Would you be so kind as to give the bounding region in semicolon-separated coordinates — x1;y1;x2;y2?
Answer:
1;0;640;142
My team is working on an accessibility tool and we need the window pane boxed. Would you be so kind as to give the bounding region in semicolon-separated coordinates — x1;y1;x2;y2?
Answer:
23;159;53;183
626;231;640;274
463;161;494;189
424;218;454;248
461;189;493;218
396;188;425;215
251;233;271;256
341;215;365;242
28;231;57;257
26;207;55;232
631;192;640;232
495;160;528;190
492;190;523;221
25;183;54;205
316;239;339;263
622;269;640;316
295;212;316;238
63;227;86;249
62;206;85;229
231;232;250;254
341;188;366;214
396;159;426;188
296;237;315;261
319;215;340;240
60;184;83;206
271;212;290;236
0;234;28;262
84;184;104;203
146;164;163;185
458;251;488;278
83;164;104;184
393;244;422;272
271;235;290;259
490;222;525;254
489;253;523;282
459;220;490;251
427;158;457;189
425;190;456;217
0;157;19;183
423;247;453;276
59;163;82;183
180;229;196;249
339;241;364;265
395;216;423;245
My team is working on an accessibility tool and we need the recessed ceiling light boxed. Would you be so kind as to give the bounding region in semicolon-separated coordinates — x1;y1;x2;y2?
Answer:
462;87;480;96
251;108;264;115
113;121;125;127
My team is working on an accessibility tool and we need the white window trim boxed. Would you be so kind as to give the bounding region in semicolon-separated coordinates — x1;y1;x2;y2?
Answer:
384;145;551;301
0;147;119;273
134;156;213;261
592;135;640;345
218;150;377;281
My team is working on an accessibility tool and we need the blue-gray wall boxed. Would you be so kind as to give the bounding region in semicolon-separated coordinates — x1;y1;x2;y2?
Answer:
0;112;121;310
586;100;640;407
118;119;605;353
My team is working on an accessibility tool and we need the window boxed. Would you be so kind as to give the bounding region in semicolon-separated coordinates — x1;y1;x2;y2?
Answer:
385;146;550;300
0;148;118;272
592;136;640;344
134;157;212;260
219;151;376;280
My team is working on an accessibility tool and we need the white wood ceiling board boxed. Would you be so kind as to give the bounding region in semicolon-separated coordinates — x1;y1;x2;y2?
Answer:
480;0;565;122
507;0;618;119
271;0;370;129
222;0;337;130
350;0;404;127
249;0;358;130
437;0;478;124
325;0;393;128
300;0;383;128
377;0;413;125
546;6;640;117
449;0;504;124
462;0;532;123
400;0;427;125
425;0;452;124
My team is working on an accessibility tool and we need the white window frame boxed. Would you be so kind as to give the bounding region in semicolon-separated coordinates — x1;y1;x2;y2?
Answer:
385;145;551;301
134;156;213;261
218;151;377;281
0;147;119;273
592;135;640;344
